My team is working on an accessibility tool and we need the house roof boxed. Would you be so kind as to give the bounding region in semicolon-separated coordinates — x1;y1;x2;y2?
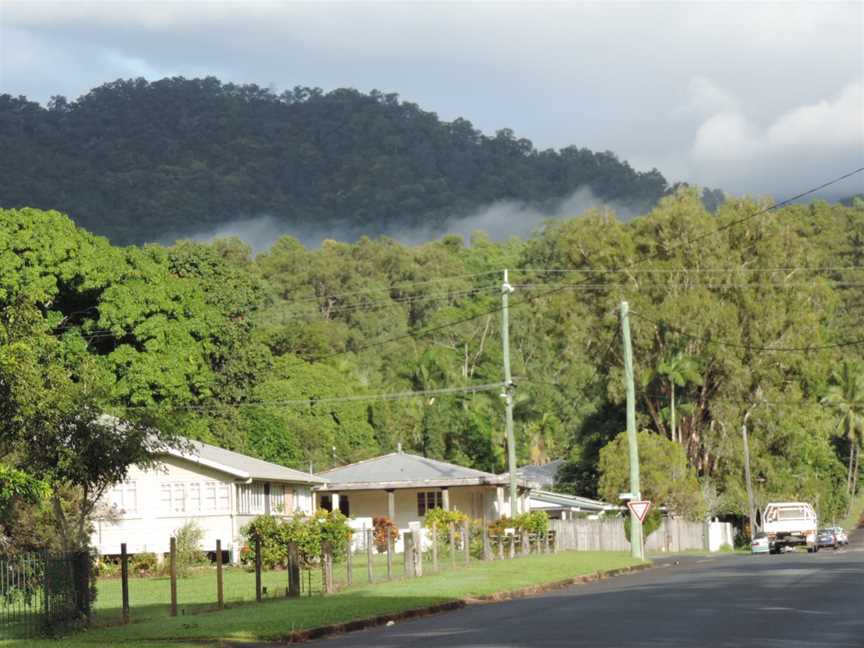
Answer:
316;451;512;491
528;489;620;513
517;459;565;488
166;440;325;484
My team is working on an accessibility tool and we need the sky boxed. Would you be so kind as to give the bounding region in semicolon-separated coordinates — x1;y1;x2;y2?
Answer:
1;1;863;200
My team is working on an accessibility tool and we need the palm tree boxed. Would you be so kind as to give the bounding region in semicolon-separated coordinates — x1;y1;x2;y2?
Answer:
821;361;864;499
657;353;702;444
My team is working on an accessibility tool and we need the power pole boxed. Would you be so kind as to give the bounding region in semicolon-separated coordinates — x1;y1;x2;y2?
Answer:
742;408;758;537
501;269;518;516
620;301;643;560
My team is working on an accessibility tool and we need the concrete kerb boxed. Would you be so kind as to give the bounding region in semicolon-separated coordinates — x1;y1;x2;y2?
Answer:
222;563;652;646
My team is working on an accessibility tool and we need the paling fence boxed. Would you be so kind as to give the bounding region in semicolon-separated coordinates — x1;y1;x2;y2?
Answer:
550;518;708;552
0;551;91;639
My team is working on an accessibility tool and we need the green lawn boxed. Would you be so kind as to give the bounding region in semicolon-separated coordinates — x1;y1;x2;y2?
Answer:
6;551;644;648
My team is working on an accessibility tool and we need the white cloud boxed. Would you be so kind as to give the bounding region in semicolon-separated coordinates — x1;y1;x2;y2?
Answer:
687;79;864;196
1;1;862;199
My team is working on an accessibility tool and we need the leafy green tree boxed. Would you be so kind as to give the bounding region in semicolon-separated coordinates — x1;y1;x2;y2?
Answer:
598;431;705;520
821;361;864;498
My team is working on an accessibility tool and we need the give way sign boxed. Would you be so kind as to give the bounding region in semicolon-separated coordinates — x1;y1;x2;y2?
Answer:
627;500;651;523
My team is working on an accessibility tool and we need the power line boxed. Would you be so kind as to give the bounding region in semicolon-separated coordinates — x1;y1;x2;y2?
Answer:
120;382;505;412
310;281;576;362
515;266;864;276
271;270;500;308
628;310;864;353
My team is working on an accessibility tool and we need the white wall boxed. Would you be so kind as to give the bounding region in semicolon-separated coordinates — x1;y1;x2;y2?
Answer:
322;486;501;553
91;457;315;559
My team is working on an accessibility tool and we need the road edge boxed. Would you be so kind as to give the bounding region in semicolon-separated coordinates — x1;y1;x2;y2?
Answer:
226;562;652;646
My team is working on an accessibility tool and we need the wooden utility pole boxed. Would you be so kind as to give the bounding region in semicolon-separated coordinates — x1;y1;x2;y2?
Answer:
742;408;758;536
215;539;224;609
502;269;518;515
620;301;644;560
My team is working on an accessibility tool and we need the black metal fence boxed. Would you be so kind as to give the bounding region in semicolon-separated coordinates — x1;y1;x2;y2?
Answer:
0;551;91;639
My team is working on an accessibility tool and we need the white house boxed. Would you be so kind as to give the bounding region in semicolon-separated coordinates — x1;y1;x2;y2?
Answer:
92;440;324;562
315;448;530;552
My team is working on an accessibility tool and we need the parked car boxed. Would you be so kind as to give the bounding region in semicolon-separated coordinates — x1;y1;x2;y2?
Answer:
751;532;770;554
826;527;849;545
816;528;838;549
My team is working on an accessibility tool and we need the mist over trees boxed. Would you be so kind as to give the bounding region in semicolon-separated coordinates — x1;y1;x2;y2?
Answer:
1;192;862;547
0;77;674;245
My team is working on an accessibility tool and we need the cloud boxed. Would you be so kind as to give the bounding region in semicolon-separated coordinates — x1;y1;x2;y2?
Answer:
165;187;637;252
686;79;864;198
2;2;862;201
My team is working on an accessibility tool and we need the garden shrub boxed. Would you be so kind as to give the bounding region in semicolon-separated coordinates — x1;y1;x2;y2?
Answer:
240;514;290;568
372;516;399;553
513;511;549;536
174;520;206;577
129;552;158;577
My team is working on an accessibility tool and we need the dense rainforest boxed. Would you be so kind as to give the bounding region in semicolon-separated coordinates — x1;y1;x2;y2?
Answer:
2;193;863;549
0;77;683;245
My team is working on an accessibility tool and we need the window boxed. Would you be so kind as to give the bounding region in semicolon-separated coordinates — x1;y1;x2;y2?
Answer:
109;481;137;515
238;483;265;514
339;495;350;517
188;482;201;513
160;482;186;513
172;483;186;513
320;494;332;512
417;491;444;516
269;484;285;514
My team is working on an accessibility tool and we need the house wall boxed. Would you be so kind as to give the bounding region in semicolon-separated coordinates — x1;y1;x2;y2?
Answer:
318;485;504;553
91;456;315;560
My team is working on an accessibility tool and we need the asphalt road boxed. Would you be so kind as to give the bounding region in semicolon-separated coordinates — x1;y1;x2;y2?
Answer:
320;531;864;648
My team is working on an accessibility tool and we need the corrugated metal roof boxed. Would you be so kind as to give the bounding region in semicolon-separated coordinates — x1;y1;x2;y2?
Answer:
517;459;565;488
529;489;616;511
318;451;504;486
169;440;325;484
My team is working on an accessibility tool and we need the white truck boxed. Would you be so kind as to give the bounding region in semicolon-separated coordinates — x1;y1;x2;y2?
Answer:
761;502;818;553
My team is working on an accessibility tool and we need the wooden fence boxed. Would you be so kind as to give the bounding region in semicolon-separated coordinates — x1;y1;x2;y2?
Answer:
550;517;707;552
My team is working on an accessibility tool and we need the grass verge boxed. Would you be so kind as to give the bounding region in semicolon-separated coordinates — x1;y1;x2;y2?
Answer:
6;551;644;648
841;495;864;531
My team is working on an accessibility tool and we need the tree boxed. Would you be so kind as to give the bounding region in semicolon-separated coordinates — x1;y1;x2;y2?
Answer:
821;361;864;499
657;353;702;444
598;430;705;520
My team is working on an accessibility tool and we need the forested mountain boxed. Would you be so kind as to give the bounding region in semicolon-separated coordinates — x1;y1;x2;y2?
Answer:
2;193;863;551
0;77;672;245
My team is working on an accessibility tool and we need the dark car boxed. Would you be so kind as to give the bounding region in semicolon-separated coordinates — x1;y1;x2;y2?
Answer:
816;528;838;549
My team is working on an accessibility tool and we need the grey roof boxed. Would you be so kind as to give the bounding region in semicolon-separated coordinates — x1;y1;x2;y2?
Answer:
529;489;618;512
317;452;509;490
517;459;565;488
167;439;325;484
